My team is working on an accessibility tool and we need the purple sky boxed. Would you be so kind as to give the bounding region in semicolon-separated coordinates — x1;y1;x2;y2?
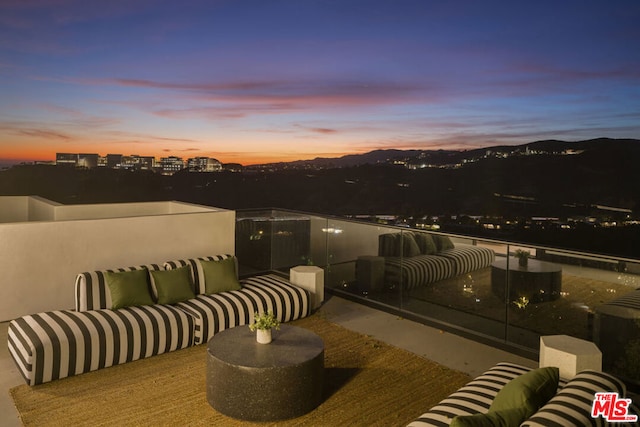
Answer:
1;0;639;165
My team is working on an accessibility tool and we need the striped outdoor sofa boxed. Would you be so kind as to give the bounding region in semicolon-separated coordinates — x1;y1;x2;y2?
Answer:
593;288;640;374
378;232;495;290
8;264;195;386
165;256;310;345
7;255;311;386
408;362;639;426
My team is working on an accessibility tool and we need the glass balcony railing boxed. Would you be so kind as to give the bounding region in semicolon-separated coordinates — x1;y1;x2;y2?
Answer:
235;208;640;387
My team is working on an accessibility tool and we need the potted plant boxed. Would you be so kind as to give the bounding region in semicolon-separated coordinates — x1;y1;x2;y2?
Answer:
514;249;530;267
249;311;280;344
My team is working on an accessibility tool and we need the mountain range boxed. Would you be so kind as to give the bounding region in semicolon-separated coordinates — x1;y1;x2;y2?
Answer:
252;138;640;169
1;137;639;257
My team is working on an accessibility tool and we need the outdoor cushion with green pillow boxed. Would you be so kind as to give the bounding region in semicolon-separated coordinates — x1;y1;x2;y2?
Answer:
200;257;241;294
150;266;195;304
413;232;438;255
433;234;455;251
402;233;421;257
451;367;559;427
450;408;528;427
104;268;154;309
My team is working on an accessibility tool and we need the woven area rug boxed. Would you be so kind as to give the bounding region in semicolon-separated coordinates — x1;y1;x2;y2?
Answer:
9;315;471;427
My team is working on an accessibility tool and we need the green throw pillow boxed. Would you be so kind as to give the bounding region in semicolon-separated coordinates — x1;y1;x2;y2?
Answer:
413;233;438;255
150;266;195;304
200;257;241;294
104;268;154;309
450;408;528;427
489;367;560;422
433;234;455;251
402;233;421;257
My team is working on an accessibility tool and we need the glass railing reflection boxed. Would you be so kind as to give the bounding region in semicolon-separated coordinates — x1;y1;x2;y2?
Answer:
235;209;640;383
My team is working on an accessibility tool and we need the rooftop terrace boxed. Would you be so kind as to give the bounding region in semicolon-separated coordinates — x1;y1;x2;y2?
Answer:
2;200;639;424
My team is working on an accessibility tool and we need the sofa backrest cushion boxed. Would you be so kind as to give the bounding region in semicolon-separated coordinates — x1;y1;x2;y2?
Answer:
378;233;400;257
164;254;237;295
75;264;162;311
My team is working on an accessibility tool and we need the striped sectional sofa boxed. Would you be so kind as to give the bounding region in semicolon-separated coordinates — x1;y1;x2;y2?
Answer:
8;255;311;386
593;288;640;376
379;232;495;290
408;362;639;426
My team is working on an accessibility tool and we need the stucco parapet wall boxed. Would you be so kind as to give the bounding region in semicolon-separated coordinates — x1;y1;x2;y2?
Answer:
0;196;235;321
0;196;225;223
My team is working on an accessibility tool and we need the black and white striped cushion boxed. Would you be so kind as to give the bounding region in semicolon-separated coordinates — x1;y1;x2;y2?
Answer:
7;305;194;386
75;264;162;311
164;254;235;295
522;370;637;427
385;255;455;290
438;245;495;276
174;274;311;344
408;363;535;426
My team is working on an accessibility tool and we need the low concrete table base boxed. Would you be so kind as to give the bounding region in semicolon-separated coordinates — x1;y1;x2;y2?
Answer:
207;324;324;421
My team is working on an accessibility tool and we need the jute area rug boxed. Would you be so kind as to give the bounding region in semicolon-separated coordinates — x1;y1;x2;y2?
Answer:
10;315;471;427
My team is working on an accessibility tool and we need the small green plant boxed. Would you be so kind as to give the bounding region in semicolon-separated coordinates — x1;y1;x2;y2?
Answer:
249;311;281;331
512;296;530;309
514;249;530;260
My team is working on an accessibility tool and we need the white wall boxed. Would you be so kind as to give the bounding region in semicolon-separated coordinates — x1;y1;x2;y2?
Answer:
0;196;28;223
54;201;174;220
0;206;235;321
27;196;59;221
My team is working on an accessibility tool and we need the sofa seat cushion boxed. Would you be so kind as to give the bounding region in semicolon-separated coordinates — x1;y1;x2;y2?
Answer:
384;255;455;290
437;245;496;276
7;304;195;386
174;274;310;345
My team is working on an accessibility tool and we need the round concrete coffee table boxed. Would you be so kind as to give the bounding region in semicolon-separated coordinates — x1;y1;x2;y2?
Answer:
491;257;562;302
206;324;324;421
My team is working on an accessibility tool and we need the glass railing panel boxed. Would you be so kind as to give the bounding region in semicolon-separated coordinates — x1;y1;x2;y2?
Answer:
501;246;640;376
235;209;327;276
235;209;277;276
399;232;508;341
324;220;398;304
235;209;640;385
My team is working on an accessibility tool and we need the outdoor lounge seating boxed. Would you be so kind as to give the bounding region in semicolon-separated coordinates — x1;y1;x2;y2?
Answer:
7;255;311;385
593;287;640;376
408;362;639;426
359;232;495;290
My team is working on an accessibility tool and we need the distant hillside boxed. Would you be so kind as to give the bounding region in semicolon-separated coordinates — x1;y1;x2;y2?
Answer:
2;137;639;257
251;138;640;169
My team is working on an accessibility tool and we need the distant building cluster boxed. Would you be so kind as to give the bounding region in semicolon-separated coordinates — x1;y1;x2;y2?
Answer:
55;153;223;175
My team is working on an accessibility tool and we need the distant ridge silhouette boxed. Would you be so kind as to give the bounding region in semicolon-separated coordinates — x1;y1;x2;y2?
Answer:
251;138;640;169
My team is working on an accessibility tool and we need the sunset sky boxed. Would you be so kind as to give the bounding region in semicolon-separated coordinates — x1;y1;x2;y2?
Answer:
1;1;639;165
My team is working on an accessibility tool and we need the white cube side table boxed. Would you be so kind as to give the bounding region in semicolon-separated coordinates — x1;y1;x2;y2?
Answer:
539;335;602;379
290;266;324;310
